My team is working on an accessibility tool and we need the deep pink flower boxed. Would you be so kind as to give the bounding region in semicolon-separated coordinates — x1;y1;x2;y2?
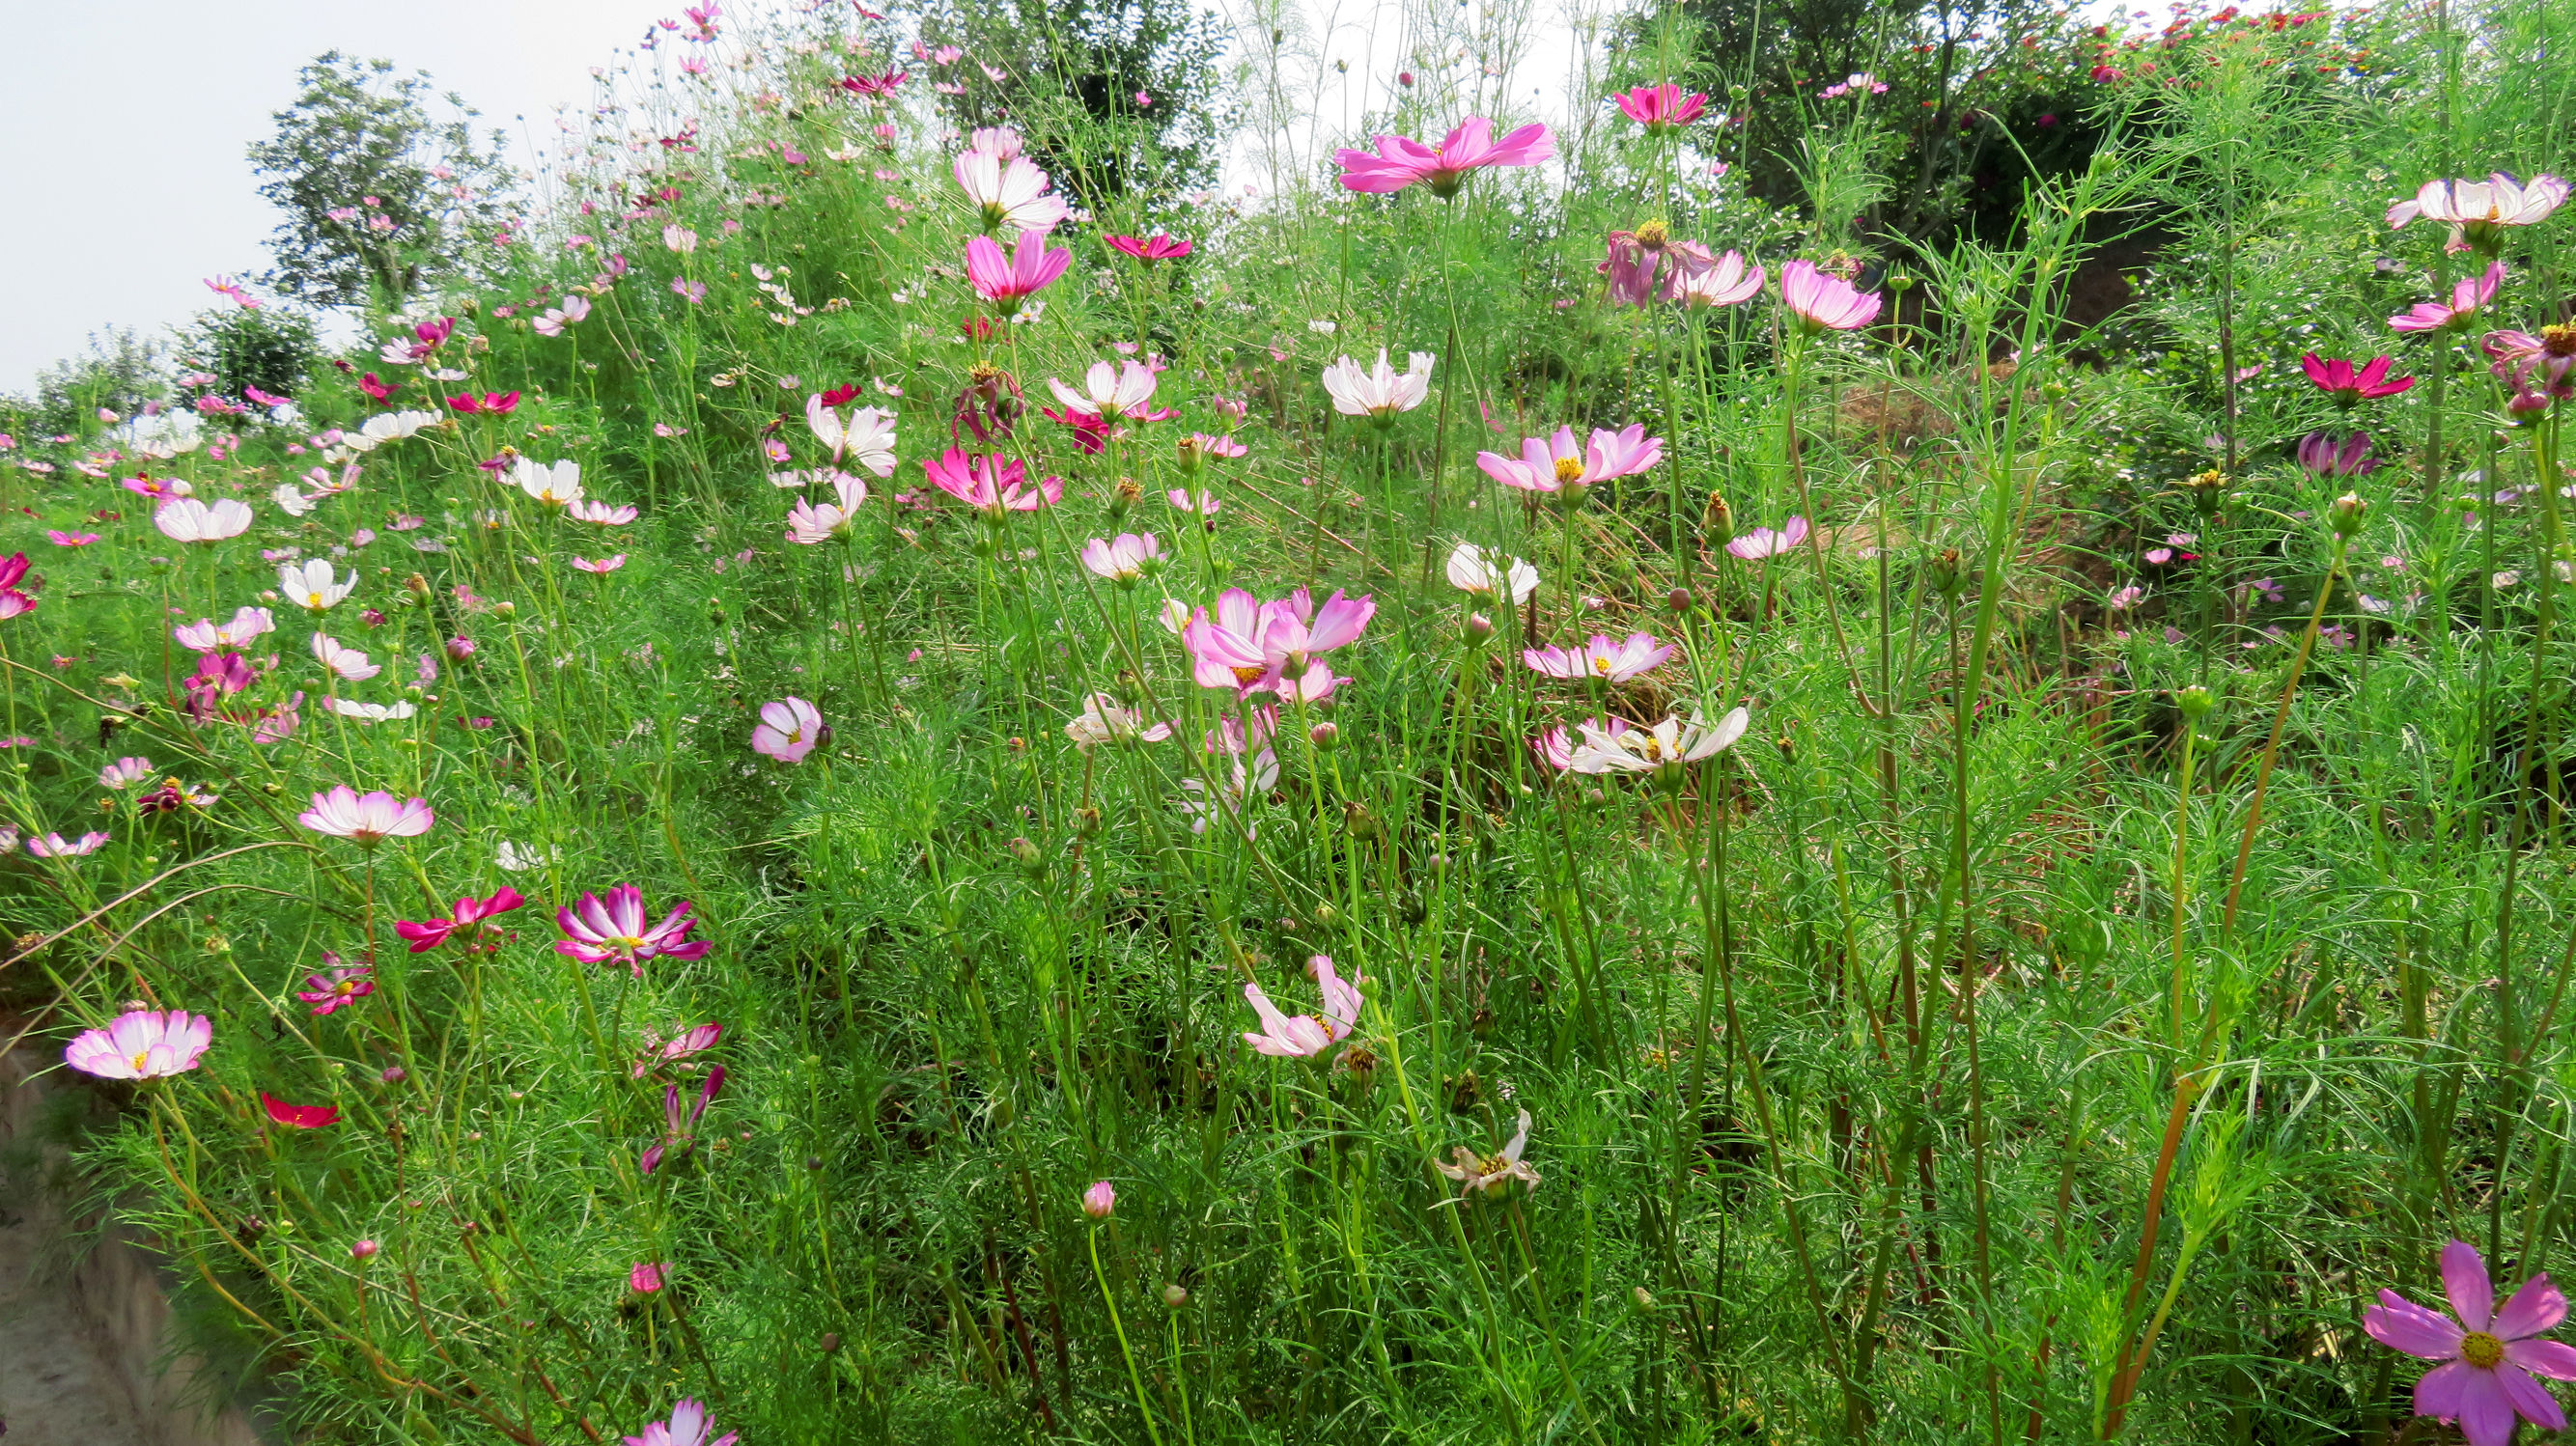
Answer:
1778;260;1881;331
640;1066;724;1175
2303;353;2417;405
1476;424;1662;495
840;69;907;97
634;1021;722;1078
556;884;712;976
2297;430;2379;477
2364;1238;2576;1446
1612;82;1708;130
446;391;521;415
393;887;529;954
1523;631;1673;682
2391;262;2505;332
921;447;1062;516
1334;116;1555;198
262;1092;341;1129
296;961;376;1015
1107;233;1192;262
1044;406;1116;452
964;230;1070;313
630;1262;671;1293
47;530;99;547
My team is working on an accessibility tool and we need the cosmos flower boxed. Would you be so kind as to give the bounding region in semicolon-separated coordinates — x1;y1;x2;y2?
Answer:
393;888;529;953
326;699;417;722
1079;533;1162;583
1434;1108;1542;1196
99;757;155;789
27;831;110;858
556;883;712;976
279;558;356;611
262;1093;342;1129
2303;353;2417;405
296;961;376;1015
312;632;383;681
1612;82;1708;131
1566;708;1750;778
2387;173;2570;253
2298;431;2380;477
1778;260;1881;331
964;230;1071;314
2391;262;2506;332
1476;424;1662;494
621;1398;738;1446
297;787;434;844
1535;714;1630;771
953;147;1069;235
515;458;586;506
806;396;898;476
2364;1238;2576;1446
532;295;593;336
1107;233;1191;262
751;697;826;763
572;555;628;573
64;1009;212;1080
1673;248;1764;308
1335;117;1555;198
568;500;639;525
1523;631;1674;682
639;1067;725;1175
1320;350;1435;419
154;497;254;542
1725;516;1810;560
1064;693;1172;752
1047;360;1163;421
921;448;1061;516
1445;542;1540;604
1241;955;1364;1057
633;1021;722;1078
174;607;276;653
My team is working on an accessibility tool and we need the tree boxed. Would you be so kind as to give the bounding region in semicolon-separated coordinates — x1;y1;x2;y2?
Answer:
179;305;322;404
248;52;517;310
913;0;1235;209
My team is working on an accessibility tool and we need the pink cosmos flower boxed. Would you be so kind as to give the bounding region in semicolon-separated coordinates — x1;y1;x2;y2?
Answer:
175;606;275;653
1081;1181;1116;1219
785;473;870;543
921;447;1062;516
154;497;254;543
964;230;1071;313
1673;248;1764;308
262;1092;341;1129
2392;262;2506;332
1242;955;1364;1056
1523;631;1675;682
2303;353;2417;404
573;555;629;573
556;884;712;976
99;756;154;789
2298;431;2379;477
298;787;434;845
64;1009;212;1079
1612;82;1708;130
1047;359;1162;420
1107;233;1191;262
2482;327;2576;397
1078;533;1162;582
28;831;109;858
1335;116;1556;198
394;888;529;954
640;1067;724;1174
2363;1238;2576;1445
751;697;826;763
806;396;898;476
447;391;520;415
1476;424;1662;494
47;530;99;546
1536;715;1630;771
1778;259;1881;331
296;961;376;1015
622;1399;737;1446
1725;515;1810;560
630;1263;671;1293
634;1022;722;1078
2387;173;2570;253
569;500;639;525
1168;487;1220;515
1320;350;1435;418
1184;588;1375;697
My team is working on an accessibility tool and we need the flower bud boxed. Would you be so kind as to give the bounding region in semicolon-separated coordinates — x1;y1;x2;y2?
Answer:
1310;721;1339;750
2175;684;2215;720
1705;492;1735;544
2509;389;2552;425
379;1066;406;1084
1081;1180;1116;1219
1162;1283;1190;1308
2329;491;2368;537
1175;436;1204;473
821;1332;843;1353
1008;836;1044;872
1464;612;1494;645
1631;1285;1655;1315
1072;806;1102;838
351;1238;380;1261
1666;587;1694;614
405;572;433;600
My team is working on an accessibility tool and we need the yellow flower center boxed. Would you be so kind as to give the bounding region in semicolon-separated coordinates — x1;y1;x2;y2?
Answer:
2543;323;2576;357
130;1051;151;1071
1592;656;1614;676
306;592;326;607
1634;219;1669;248
2461;1331;2506;1368
1231;665;1268;686
1553;457;1584;485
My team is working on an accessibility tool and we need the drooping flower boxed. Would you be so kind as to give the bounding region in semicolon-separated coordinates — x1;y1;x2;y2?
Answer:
2481;325;2576;397
1725;515;1811;560
621;1398;738;1446
1778;259;1882;331
262;1093;342;1129
1334;117;1555;198
1475;424;1662;495
1523;631;1675;683
751;697;826;763
2298;431;2380;477
2303;353;2417;405
2363;1237;2576;1446
1320;350;1434;419
296;960;376;1015
2392;262;2506;332
1434;1108;1542;1196
1081;1180;1116;1219
2387;173;2570;254
279;558;356;611
1107;233;1191;263
154;497;254;543
1566;708;1750;778
1065;693;1172;752
1612;82;1708;131
556;884;713;976
953;147;1069;235
964;229;1071;313
640;1067;725;1175
634;1021;722;1078
921;448;1061;516
1445;542;1540;604
297;787;434;845
394;888;529;954
174;606;275;653
806;396;898;476
64;1009;213;1080
1242;955;1364;1056
1047;360;1163;421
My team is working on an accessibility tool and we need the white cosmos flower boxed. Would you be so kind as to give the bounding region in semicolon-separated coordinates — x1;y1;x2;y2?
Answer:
279;558;355;611
513;458;584;506
1567;708;1750;778
1064;693;1172;752
311;632;382;681
272;484;317;517
952;150;1068;234
154;497;254;542
1047;360;1160;419
496;840;562;873
360;410;439;445
1444;542;1540;604
116;410;202;459
805;398;899;477
1319;349;1435;419
325;698;417;723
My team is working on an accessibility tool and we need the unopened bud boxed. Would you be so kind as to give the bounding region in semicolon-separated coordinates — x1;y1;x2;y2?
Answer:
1928;546;1964;599
1175;436;1204;473
2509;390;2552;424
1705;492;1735;543
1310;721;1338;750
1008;836;1043;871
2329;491;2368;537
351;1238;380;1260
1464;612;1494;644
1631;1285;1655;1314
1162;1283;1190;1308
1666;587;1693;614
821;1332;843;1353
2175;684;2216;720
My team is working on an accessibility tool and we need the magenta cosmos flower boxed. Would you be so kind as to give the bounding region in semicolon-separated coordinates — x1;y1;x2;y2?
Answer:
2392;262;2505;333
2482;325;2576;398
296;960;375;1015
1081;1180;1116;1218
922;447;1062;516
1242;955;1364;1056
2387;173;2570;253
298;786;434;846
1335;116;1555;198
1727;515;1810;560
1612;82;1708;131
2364;1238;2576;1445
2303;353;2416;405
393;887;528;953
262;1092;341;1129
751;696;826;763
2298;431;2379;477
1477;423;1662;495
557;884;713;976
1523;631;1675;682
64;1009;212;1080
964;230;1070;314
622;1398;737;1446
640;1066;724;1174
1107;233;1191;263
1778;259;1882;331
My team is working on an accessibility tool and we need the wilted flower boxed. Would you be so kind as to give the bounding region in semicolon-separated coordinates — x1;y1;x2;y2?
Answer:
1434;1108;1542;1196
634;1021;722;1078
640;1067;725;1175
64;1009;212;1079
325;698;417;723
2298;430;2381;477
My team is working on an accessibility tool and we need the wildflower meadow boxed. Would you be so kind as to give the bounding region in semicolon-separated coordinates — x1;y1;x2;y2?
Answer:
5;0;2576;1439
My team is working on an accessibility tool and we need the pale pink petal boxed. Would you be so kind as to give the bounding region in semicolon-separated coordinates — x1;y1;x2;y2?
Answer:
2493;1273;2568;1341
